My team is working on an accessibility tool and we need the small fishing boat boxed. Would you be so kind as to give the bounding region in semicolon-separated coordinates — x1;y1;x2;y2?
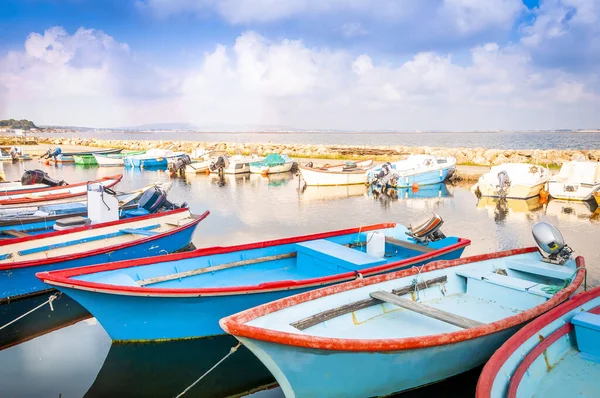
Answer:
41;148;122;163
250;153;294;175
299;159;374;186
209;154;265;174
0;147;31;161
0;173;122;208
472;163;549;199
89;151;146;167
548;159;600;201
477;286;600;398
38;214;469;341
0;206;205;305
219;222;584;398
367;155;456;188
124;149;186;168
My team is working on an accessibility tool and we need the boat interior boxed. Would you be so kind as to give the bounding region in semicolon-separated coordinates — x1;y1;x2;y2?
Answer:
241;250;580;340
70;226;461;290
552;161;600;184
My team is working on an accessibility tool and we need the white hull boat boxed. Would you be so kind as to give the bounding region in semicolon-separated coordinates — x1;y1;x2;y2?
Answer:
472;163;549;199
548;160;600;201
210;155;264;175
367;155;456;188
250;154;294;174
299;160;373;186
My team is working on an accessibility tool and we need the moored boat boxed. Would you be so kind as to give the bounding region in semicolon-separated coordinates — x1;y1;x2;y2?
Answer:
250;153;294;175
367;155;456;188
37;215;469;342
548;159;600;201
472;163;549;199
41;148;122;163
299;159;373;186
477;286;600;398
92;151;146;167
124;149;186;168
219;222;584;398
209;154;265;174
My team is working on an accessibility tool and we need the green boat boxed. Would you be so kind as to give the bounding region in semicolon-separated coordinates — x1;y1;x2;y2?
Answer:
74;150;145;166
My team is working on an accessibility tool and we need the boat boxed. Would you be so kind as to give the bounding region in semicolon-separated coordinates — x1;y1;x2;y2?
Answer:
548;160;600;201
298;159;374;186
0;147;31;161
123;149;186;168
0;173;123;208
250;153;294;175
0;206;205;305
41;148;122;163
367;155;456;188
0;182;176;236
77;151;145;166
37;214;470;341
472;163;549;199
209;154;265;175
219;222;585;398
477;286;600;398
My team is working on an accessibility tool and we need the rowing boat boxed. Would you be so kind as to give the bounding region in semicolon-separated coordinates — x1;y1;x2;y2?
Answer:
37;217;469;342
299;160;373;186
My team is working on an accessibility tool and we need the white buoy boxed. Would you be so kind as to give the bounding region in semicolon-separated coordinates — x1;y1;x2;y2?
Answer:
366;231;386;258
87;183;119;224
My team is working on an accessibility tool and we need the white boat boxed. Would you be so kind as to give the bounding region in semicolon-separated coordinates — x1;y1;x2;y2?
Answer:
249;154;294;174
93;153;129;167
367;155;456;188
548;160;600;201
124;149;185;168
472;163;549;199
299;160;373;186
209;154;264;175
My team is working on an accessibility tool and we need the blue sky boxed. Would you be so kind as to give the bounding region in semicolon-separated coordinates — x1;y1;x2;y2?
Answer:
0;0;598;130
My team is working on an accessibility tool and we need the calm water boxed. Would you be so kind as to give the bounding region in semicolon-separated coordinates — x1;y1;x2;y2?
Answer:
32;130;600;150
0;161;598;398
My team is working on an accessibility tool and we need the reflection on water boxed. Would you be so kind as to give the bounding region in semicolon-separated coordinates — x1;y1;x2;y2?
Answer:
1;161;599;398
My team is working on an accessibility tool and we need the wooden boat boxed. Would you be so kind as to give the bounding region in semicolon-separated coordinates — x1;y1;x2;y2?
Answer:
250;154;294;175
124;149;185;168
90;151;146;167
477;287;600;398
219;224;584;398
472;163;549;199
0;174;122;208
0;208;206;305
299;159;373;186
37;217;470;341
209;154;265;174
548;160;600;201
367;155;456;188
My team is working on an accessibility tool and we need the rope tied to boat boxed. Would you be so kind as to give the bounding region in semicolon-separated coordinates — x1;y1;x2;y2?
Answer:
174;342;242;398
0;292;61;331
541;267;587;295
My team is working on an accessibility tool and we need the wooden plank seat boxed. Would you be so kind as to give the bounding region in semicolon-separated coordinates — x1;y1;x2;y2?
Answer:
456;268;553;299
290;276;448;330
295;239;386;272
1;229;30;238
370;290;484;329
504;260;574;280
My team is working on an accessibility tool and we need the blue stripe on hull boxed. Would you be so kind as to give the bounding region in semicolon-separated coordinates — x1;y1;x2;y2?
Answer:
52;249;464;341
239;327;517;398
393;168;451;188
0;225;197;301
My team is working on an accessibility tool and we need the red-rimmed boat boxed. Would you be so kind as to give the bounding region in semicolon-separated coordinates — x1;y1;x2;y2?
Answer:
477;286;600;398
37;218;469;342
219;225;585;398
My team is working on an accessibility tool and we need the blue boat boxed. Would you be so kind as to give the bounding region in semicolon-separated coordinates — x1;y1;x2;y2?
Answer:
124;149;186;168
367;155;456;188
0;208;206;304
477;286;600;398
38;216;470;342
219;223;585;398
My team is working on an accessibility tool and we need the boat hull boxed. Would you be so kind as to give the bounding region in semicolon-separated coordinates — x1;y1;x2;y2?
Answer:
94;154;124;166
73;154;97;165
475;182;545;200
42;247;465;342
548;180;600;201
250;161;294;174
239;327;518;398
299;166;368;186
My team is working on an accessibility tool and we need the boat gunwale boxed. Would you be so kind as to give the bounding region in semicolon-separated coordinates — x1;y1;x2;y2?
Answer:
37;224;469;297
476;286;600;398
218;248;585;352
0;174;123;199
298;165;370;175
0;208;207;270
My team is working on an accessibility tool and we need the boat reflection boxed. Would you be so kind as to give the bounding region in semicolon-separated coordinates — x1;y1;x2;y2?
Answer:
545;199;600;224
84;335;275;398
299;184;368;202
475;196;543;224
368;183;452;209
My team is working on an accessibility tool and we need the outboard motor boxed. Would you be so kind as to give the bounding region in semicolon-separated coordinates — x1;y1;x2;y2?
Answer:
406;213;446;243
209;155;229;174
532;222;573;265
137;186;187;213
169;155;192;175
21;170;67;186
42;147;62;159
371;162;399;187
496;171;511;197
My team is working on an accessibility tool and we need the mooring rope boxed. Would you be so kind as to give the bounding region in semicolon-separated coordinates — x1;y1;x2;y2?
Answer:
174;342;242;398
0;292;60;331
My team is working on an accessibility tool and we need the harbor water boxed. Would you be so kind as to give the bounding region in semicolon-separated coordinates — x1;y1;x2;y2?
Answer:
0;161;598;398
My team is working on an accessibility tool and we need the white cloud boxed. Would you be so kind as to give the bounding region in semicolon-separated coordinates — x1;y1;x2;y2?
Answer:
1;25;599;130
440;0;524;34
339;23;368;38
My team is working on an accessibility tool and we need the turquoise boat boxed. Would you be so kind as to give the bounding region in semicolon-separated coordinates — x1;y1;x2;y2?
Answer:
477;286;600;398
220;223;585;398
38;216;469;342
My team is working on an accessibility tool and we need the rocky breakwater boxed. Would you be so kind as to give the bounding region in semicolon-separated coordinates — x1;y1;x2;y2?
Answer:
37;137;600;166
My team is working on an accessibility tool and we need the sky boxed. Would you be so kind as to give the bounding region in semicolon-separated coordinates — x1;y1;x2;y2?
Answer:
0;0;599;131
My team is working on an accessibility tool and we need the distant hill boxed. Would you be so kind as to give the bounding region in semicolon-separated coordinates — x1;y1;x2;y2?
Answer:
0;119;37;129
